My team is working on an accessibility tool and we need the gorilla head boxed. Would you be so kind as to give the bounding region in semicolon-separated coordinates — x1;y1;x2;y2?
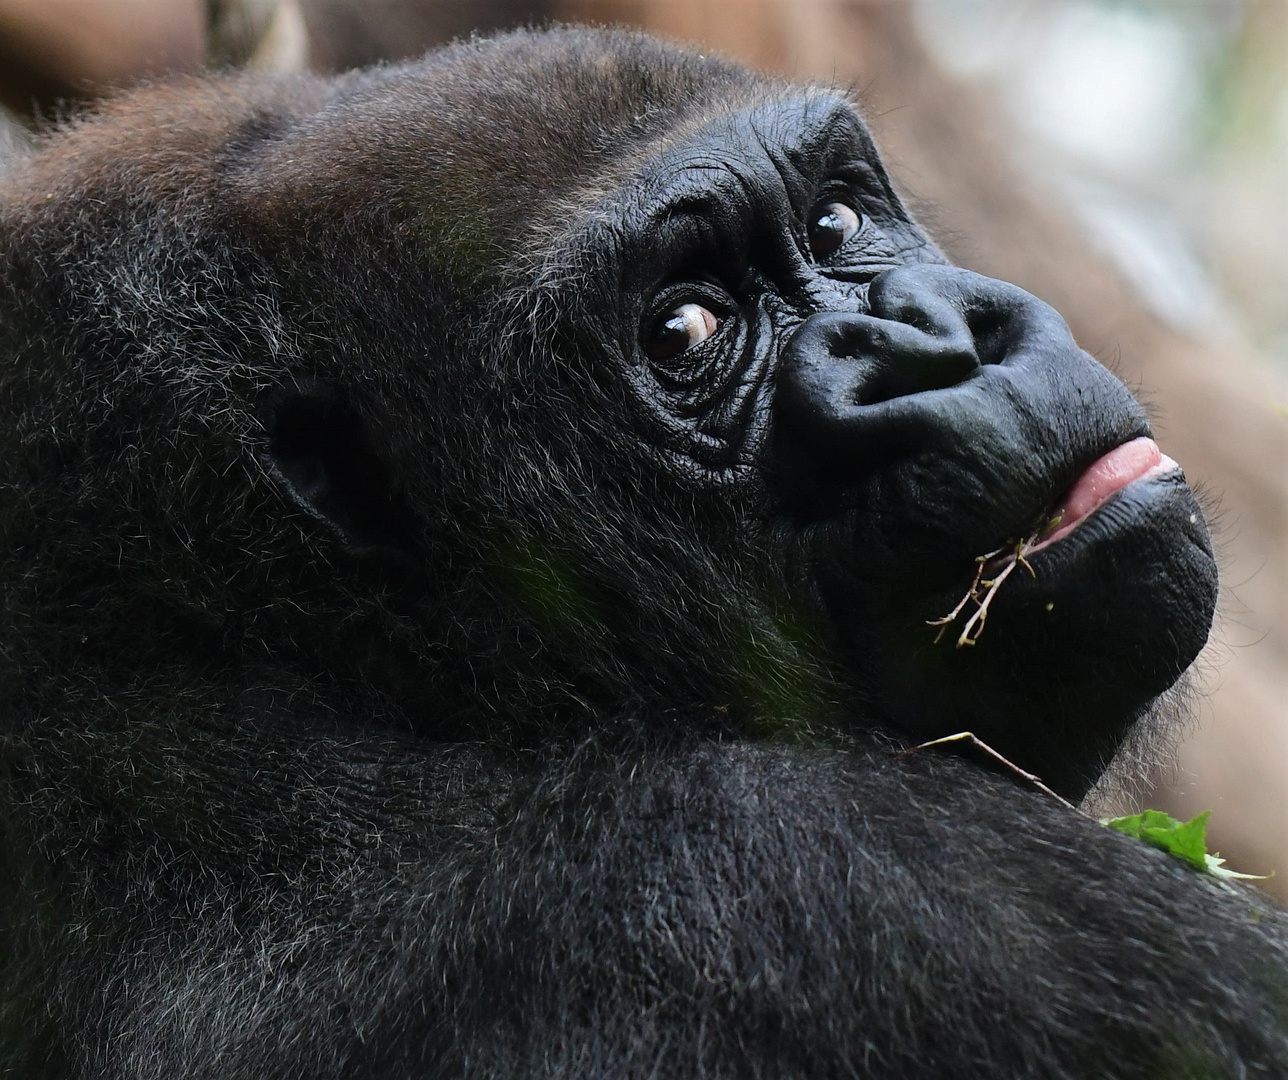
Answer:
225;30;1211;797
0;27;1252;1080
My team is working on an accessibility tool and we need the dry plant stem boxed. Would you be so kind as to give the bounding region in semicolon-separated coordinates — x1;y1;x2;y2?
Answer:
895;731;1079;812
956;557;1017;645
928;546;1000;643
928;532;1042;647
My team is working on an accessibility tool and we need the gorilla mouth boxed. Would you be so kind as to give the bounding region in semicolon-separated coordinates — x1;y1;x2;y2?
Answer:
1030;437;1178;553
923;432;1201;669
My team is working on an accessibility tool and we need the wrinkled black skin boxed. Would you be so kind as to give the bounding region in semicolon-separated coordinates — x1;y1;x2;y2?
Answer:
0;26;1269;1080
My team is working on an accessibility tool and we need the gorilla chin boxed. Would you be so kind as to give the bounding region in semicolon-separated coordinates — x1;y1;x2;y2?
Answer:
822;456;1215;798
866;464;1216;798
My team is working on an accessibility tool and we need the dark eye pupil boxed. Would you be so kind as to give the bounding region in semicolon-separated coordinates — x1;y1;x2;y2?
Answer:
646;314;690;360
811;212;845;256
808;202;859;260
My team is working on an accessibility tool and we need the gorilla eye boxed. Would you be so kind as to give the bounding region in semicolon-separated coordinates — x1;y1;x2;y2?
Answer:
643;302;721;362
807;201;862;260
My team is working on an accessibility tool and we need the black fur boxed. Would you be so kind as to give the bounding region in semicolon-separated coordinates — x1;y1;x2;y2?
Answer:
0;27;1277;1079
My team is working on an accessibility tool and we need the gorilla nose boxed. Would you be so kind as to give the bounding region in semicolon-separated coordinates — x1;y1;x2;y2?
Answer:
779;265;983;420
773;266;1029;494
772;265;1017;499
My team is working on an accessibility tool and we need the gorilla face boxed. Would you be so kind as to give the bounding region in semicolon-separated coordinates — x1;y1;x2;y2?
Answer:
441;90;1215;797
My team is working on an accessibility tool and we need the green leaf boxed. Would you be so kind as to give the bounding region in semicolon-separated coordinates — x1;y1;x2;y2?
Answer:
1102;809;1269;880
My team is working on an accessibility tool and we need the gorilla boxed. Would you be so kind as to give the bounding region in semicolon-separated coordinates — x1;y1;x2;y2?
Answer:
0;25;1282;1080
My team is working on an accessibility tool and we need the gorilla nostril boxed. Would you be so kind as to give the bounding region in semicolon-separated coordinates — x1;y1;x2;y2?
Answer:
842;332;980;405
783;306;980;416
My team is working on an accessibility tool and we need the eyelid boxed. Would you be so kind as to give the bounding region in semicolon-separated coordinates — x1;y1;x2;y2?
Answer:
644;277;737;322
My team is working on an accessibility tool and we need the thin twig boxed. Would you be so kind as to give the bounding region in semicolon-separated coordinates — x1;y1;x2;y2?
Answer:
955;557;1018;646
927;547;1000;644
895;731;1078;811
927;531;1044;647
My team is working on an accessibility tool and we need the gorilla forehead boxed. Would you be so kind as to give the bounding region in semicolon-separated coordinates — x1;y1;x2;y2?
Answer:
559;93;933;301
580;96;868;259
625;96;869;200
249;28;774;229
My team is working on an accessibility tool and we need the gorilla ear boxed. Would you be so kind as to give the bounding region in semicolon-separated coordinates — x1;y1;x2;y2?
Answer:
263;381;420;561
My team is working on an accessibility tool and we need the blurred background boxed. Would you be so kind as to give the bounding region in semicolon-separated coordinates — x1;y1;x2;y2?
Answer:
2;0;1285;894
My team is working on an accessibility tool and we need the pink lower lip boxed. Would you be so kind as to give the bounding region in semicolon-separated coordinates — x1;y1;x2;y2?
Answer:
1032;437;1178;550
